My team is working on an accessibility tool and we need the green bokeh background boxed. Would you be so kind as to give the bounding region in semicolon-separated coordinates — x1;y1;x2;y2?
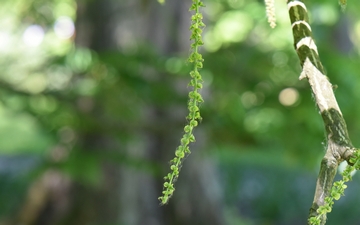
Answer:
1;0;360;224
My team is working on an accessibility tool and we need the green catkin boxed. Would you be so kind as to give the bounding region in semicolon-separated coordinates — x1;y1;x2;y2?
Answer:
158;0;205;205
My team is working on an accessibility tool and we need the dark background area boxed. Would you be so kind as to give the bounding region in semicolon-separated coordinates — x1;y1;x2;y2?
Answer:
1;0;360;224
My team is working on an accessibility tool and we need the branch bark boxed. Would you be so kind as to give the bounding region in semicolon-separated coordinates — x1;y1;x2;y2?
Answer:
287;1;356;224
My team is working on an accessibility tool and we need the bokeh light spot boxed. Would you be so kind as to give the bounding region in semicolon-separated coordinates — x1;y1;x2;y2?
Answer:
66;48;93;73
21;73;47;94
54;16;75;39
215;11;253;43
76;78;97;96
244;108;283;133
165;57;183;74
312;4;338;25
272;51;288;67
204;28;222;52
0;31;11;51
279;88;299;106
23;25;45;47
241;91;257;108
29;95;58;114
47;65;73;90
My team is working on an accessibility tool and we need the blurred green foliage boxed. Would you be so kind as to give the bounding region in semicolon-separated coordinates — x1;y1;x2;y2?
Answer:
1;0;360;224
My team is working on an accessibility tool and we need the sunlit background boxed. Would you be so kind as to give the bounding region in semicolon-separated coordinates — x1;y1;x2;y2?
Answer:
1;0;360;224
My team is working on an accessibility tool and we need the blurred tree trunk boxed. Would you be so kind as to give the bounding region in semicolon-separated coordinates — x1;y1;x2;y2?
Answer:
12;0;224;225
73;0;224;225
